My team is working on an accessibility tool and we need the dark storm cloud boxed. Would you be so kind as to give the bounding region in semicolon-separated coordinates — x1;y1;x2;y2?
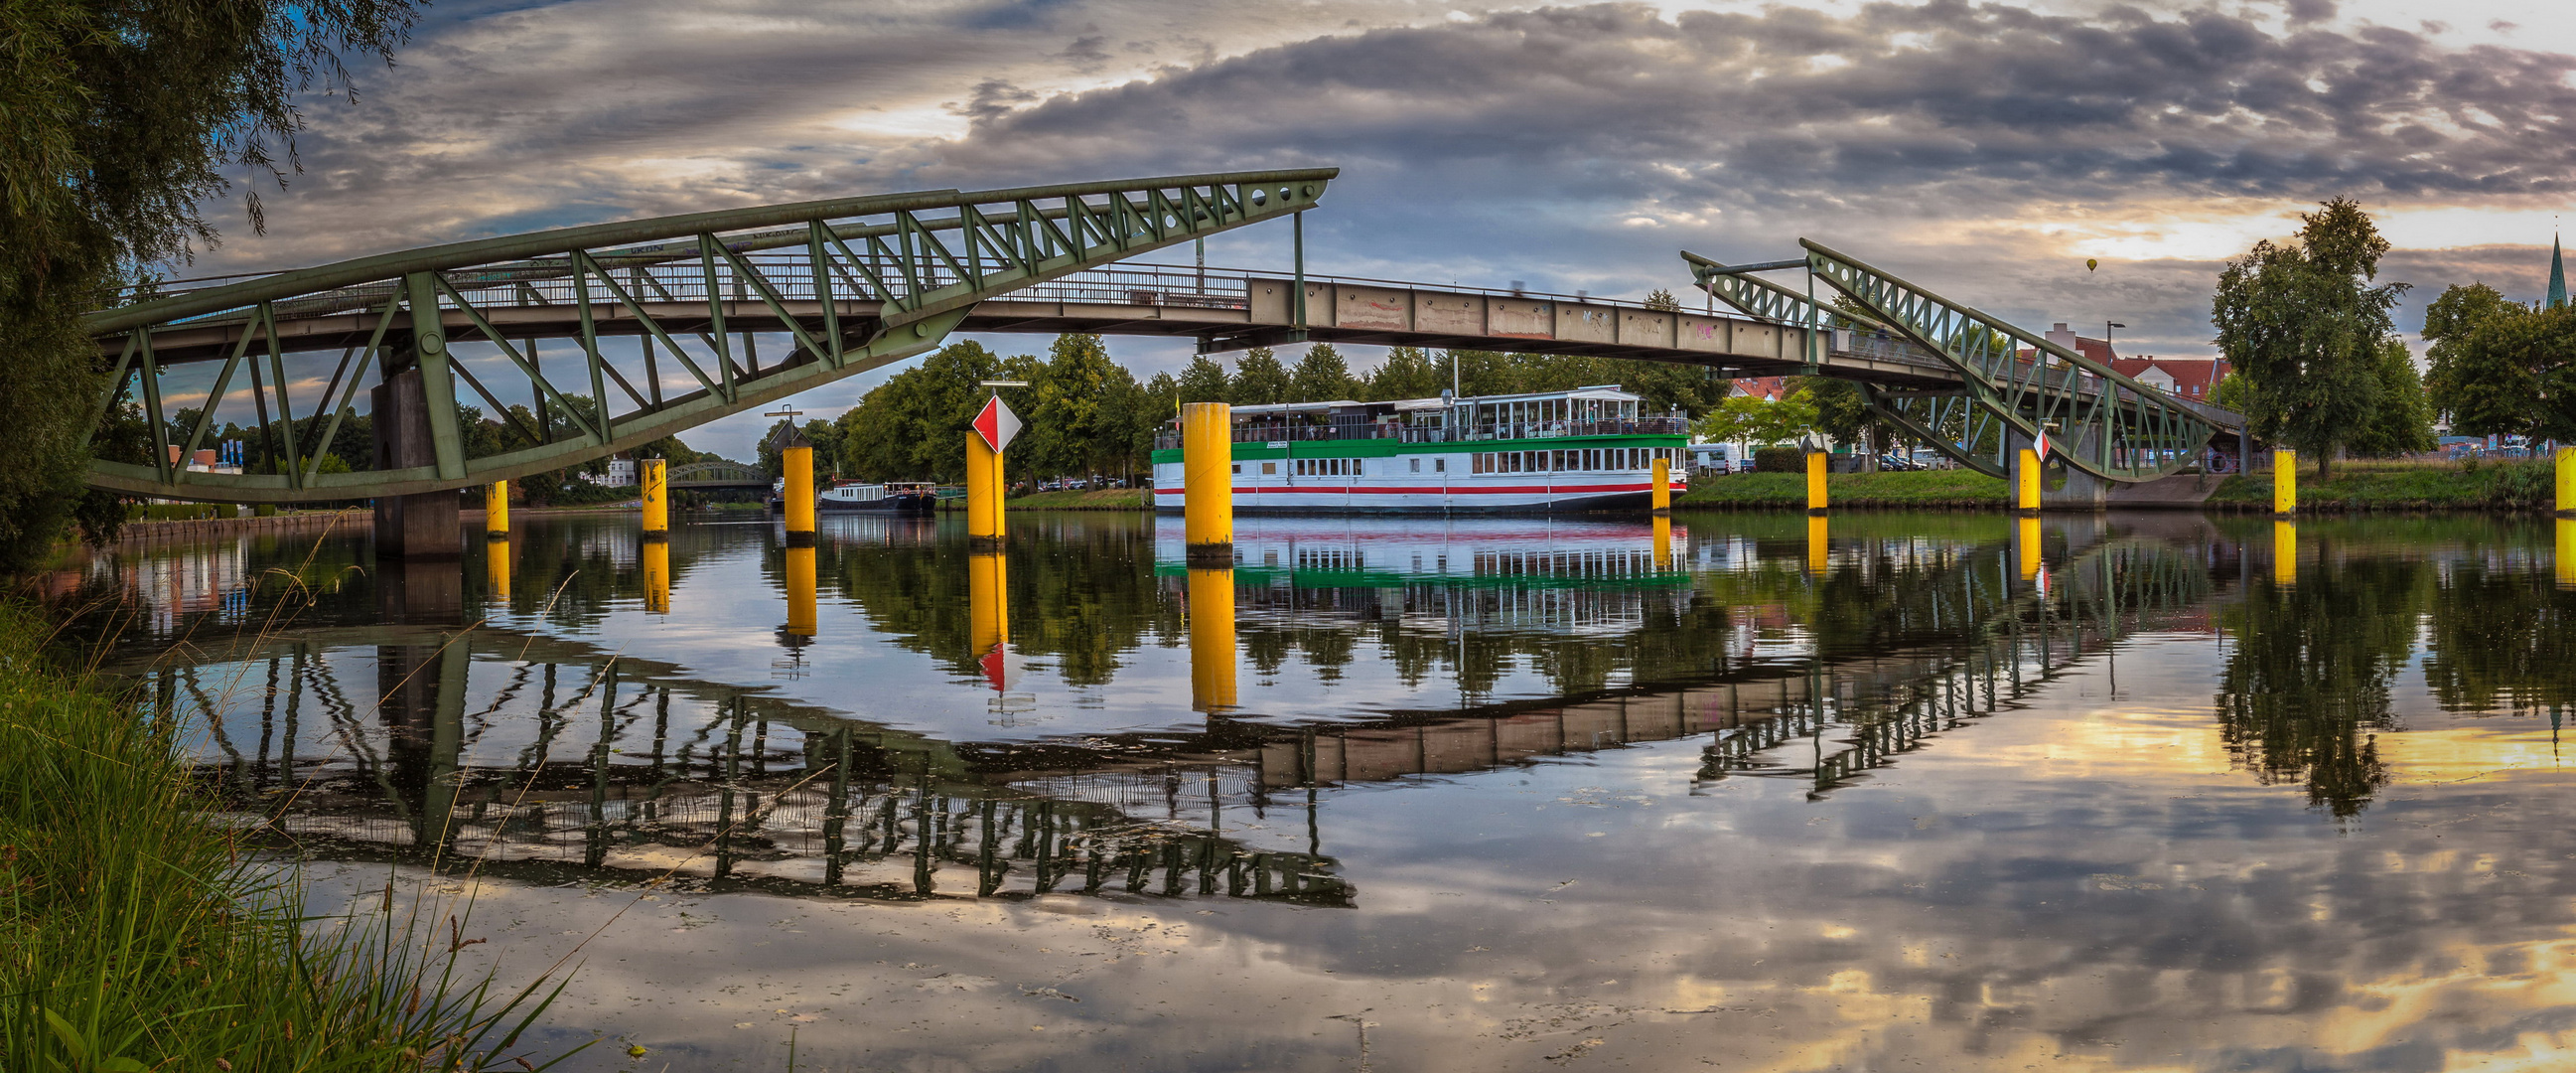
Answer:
921;2;2576;217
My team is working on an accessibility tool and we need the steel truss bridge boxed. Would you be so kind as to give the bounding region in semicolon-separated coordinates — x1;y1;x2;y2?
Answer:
80;167;2240;504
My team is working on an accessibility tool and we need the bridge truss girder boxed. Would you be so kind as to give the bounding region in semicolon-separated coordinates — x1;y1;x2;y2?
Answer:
84;171;1335;503
1685;242;2236;482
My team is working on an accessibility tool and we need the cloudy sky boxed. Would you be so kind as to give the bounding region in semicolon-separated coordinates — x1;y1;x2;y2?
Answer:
197;0;2576;458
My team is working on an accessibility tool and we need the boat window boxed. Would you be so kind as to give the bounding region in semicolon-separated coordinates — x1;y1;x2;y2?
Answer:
1435;457;1446;473
1409;458;1420;473
1262;462;1276;475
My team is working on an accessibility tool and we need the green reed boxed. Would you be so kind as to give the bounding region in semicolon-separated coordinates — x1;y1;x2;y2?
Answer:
0;600;580;1072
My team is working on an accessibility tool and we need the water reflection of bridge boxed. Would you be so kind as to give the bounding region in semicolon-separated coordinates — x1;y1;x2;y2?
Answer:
1235;523;2218;798
135;517;2223;908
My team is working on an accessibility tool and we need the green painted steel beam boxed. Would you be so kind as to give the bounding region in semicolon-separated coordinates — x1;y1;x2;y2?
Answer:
83;169;1335;503
87;170;1336;337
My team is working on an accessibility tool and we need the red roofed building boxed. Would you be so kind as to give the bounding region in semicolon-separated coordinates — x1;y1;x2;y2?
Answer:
2039;324;2229;401
1729;376;1792;401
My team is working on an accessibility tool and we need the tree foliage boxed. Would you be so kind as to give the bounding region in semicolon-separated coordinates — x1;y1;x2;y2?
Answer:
1694;390;1819;446
2210;197;2410;477
0;0;421;569
1227;348;1290;405
2422;282;2576;444
1290;344;1357;401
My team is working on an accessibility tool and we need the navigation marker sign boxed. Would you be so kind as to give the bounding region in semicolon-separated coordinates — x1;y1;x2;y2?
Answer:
974;395;1022;454
2032;430;2051;461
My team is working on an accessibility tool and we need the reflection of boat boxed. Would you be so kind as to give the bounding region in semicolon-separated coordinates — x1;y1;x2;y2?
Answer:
1149;386;1691;514
1155;516;1688;587
1158;517;1692;635
816;481;939;515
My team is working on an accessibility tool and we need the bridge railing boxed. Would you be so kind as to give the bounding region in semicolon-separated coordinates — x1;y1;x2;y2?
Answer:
1155;416;1689;450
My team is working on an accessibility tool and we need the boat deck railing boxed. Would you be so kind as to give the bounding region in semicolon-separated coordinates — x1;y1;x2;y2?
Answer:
1155;416;1688;451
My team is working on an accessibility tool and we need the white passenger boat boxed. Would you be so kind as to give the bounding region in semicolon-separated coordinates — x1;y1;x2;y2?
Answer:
815;481;938;515
1149;386;1690;514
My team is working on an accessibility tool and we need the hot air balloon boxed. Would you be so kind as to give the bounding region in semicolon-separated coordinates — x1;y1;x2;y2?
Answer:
2086;258;2099;272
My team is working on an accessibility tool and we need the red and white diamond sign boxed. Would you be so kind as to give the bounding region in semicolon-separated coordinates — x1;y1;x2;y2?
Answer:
2032;430;2051;461
973;395;1022;454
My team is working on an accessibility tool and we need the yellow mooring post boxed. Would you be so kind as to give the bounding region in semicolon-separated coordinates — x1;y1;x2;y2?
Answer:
2017;516;2042;581
2557;446;2575;517
1806;515;1829;577
1804;450;1828;515
643;540;671;614
488;537;511;603
1653;515;1673;570
785;544;817;638
2272;449;2297;517
1189;566;1237;713
966;432;1004;545
970;549;1009;657
1183;402;1234;567
1652;457;1672;515
783;443;816;546
485;480;509;539
2273;520;2298;587
2558;518;2576;590
2015;447;2041;516
641;458;668;540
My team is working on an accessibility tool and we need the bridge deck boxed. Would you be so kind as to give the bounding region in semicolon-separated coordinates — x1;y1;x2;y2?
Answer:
119;267;1967;389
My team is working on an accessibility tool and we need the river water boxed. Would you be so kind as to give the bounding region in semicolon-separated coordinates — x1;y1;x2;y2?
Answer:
52;510;2576;1071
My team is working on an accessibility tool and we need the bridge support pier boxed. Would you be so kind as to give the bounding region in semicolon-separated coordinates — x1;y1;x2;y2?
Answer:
2008;428;2107;512
371;369;461;559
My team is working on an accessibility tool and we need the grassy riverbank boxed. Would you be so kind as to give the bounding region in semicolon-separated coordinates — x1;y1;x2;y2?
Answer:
1004;488;1150;510
2206;458;2556;512
0;601;572;1071
1676;470;2012;510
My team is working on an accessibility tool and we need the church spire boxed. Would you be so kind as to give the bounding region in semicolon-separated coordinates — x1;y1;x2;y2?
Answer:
2551;233;2568;310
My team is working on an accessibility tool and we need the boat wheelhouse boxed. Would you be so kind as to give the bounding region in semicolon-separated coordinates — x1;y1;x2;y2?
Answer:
1149;385;1689;514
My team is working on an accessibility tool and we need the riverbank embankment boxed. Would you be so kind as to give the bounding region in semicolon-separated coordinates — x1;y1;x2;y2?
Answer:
0;601;572;1070
1678;459;2561;514
985;488;1151;511
2203;459;2556;513
1676;471;2011;510
114;509;371;544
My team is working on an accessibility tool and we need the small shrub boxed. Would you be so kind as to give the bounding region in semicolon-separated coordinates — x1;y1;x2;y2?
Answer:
1754;446;1803;473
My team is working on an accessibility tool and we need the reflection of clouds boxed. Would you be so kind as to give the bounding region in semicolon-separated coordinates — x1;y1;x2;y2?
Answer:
120;517;2576;1067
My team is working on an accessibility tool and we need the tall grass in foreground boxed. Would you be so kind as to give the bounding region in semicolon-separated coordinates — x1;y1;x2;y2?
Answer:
0;600;580;1072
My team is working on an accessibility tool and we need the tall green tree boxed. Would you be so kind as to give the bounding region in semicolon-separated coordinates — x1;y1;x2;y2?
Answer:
1290;343;1357;401
2348;339;2437;457
1228;348;1291;405
1796;377;1895;468
1028;333;1132;478
2422;282;2576;444
1;0;421;569
1175;355;1230;403
832;341;1010;482
1695;390;1819;447
2211;197;2410;478
1365;346;1446;401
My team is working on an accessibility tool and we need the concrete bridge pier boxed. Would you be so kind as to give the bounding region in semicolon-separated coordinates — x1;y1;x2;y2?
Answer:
371;368;462;558
2008;427;2108;512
